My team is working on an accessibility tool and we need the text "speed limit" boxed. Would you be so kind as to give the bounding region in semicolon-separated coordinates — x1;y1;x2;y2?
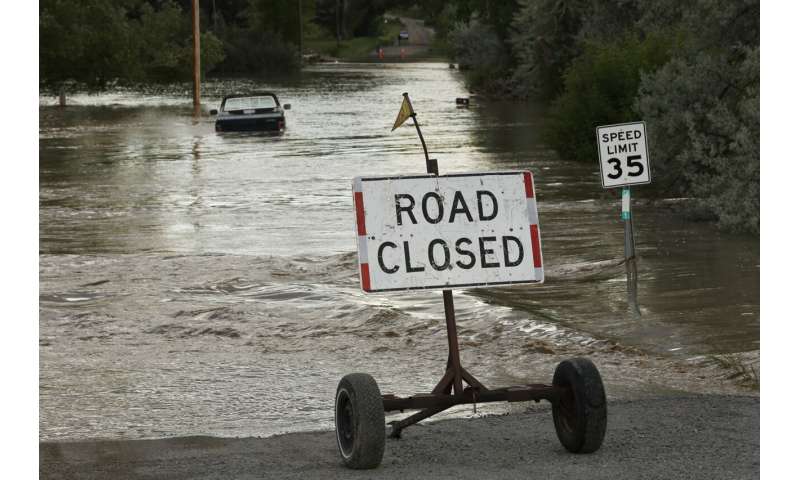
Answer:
596;121;651;188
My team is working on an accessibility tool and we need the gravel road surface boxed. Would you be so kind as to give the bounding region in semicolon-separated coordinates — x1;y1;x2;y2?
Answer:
40;395;758;480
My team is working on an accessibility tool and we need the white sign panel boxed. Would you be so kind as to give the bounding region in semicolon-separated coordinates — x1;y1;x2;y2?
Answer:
352;171;544;292
596;121;651;188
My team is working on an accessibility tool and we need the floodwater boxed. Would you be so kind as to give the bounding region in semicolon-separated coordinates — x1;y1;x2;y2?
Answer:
39;63;759;441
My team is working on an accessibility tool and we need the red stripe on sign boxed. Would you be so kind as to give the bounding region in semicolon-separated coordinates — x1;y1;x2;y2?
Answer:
530;224;542;268
523;171;534;198
360;263;371;291
354;191;367;236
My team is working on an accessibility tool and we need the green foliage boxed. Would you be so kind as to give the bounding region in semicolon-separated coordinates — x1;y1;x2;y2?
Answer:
246;0;316;45
40;0;404;82
216;28;301;75
638;50;759;234
544;34;672;162
510;0;588;99
635;0;759;233
135;2;223;81
40;0;139;88
40;0;226;88
507;0;759;233
510;0;644;100
416;0;519;42
200;32;227;75
448;22;512;94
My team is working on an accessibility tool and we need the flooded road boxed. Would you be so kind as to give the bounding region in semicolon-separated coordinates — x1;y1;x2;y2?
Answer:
39;63;759;441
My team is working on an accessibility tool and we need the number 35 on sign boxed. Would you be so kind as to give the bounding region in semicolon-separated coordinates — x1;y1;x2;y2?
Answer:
596;121;651;188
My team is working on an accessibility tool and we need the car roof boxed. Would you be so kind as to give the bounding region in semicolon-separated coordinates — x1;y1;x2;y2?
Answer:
221;92;280;103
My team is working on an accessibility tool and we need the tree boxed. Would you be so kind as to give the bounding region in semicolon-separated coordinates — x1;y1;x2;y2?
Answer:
40;0;140;89
504;0;645;99
449;22;511;93
509;0;587;99
636;0;759;233
40;0;226;88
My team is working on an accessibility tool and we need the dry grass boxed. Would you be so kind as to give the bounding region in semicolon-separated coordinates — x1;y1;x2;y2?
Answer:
708;353;760;390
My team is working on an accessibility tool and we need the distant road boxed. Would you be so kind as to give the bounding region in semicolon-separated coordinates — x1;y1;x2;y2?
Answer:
394;15;435;45
40;395;758;479
376;15;437;58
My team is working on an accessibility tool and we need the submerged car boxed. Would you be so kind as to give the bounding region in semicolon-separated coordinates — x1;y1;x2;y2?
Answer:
210;92;291;132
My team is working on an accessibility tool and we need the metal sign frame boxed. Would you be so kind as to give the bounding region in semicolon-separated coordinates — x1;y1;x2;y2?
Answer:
334;94;607;470
357;94;561;439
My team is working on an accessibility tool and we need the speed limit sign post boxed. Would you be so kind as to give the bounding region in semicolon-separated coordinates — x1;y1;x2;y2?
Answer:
596;121;650;316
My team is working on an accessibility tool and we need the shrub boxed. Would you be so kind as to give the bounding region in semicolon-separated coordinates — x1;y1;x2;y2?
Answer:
40;0;226;87
637;47;759;233
544;33;673;162
510;0;585;100
635;0;759;233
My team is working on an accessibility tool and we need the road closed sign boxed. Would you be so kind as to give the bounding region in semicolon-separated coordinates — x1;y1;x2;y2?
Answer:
596;121;651;188
352;172;544;292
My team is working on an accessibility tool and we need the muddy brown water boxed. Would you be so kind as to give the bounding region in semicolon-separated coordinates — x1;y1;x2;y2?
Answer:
39;63;759;441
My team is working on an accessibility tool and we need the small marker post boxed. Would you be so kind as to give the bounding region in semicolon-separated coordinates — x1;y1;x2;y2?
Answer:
622;187;641;316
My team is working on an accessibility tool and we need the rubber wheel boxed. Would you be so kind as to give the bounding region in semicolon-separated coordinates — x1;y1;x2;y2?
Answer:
551;357;607;453
335;373;385;469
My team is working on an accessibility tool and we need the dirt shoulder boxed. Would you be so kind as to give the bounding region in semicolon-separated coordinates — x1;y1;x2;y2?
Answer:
40;395;758;480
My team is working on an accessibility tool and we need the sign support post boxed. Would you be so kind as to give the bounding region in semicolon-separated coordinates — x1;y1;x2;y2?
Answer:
382;94;503;438
404;93;466;408
192;0;201;117
622;187;641;316
596;121;651;317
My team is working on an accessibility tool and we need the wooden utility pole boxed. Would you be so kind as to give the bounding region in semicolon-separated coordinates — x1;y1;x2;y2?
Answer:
622;187;641;316
192;0;201;116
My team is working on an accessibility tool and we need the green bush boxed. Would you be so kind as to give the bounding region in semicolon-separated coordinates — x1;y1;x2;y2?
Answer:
544;34;673;162
135;2;225;82
635;0;759;234
637;47;759;233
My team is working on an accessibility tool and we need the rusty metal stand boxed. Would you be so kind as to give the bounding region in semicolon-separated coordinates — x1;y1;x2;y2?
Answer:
385;284;561;438
383;120;562;438
386;289;483;438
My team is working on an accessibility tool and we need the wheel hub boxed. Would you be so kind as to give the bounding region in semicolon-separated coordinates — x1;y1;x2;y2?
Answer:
336;390;355;456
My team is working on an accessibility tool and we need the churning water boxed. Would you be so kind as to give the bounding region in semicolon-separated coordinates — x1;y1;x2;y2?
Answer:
40;63;759;441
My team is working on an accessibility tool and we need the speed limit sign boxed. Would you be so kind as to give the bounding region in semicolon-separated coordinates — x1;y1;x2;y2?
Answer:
596;121;651;188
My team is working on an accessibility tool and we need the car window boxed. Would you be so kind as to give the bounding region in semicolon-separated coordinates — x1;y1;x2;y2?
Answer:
224;96;277;111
